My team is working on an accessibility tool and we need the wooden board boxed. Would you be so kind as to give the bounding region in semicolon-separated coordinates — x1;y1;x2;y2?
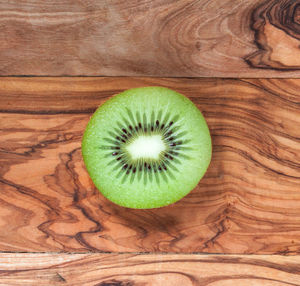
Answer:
1;0;300;77
1;253;300;286
1;77;300;254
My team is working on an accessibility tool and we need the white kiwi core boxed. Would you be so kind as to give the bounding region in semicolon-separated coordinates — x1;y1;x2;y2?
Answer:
126;135;166;160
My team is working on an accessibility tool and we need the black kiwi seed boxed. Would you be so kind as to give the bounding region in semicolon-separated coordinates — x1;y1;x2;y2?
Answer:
168;137;174;141
117;156;122;161
169;121;173;126
138;123;142;129
122;134;127;139
135;126;139;131
126;165;132;174
156;120;159;126
170;142;176;146
122;128;127;134
158;166;162;171
112;152;118;156
151;126;154;131
123;164;128;169
129;125;133;130
133;167;136;173
116;136;121;140
148;165;151;170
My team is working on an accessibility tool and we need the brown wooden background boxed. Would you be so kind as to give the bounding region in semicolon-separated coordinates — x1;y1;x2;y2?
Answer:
1;0;300;285
0;0;300;77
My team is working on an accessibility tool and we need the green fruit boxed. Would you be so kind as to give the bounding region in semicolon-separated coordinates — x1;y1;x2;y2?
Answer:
82;87;212;209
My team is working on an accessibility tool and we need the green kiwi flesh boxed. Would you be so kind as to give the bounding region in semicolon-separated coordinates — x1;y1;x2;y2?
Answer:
82;87;212;209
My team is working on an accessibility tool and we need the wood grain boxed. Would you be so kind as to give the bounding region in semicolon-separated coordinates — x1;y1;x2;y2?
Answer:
1;0;300;77
0;77;300;254
245;0;300;70
1;253;300;286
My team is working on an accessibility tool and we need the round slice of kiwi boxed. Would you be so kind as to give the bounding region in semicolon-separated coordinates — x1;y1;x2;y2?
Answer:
82;86;212;209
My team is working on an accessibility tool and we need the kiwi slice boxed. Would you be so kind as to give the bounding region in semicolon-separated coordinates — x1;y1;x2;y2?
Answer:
82;87;212;209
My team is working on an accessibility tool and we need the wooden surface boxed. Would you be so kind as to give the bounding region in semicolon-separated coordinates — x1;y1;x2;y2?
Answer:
1;77;300;254
1;253;300;286
2;0;300;282
1;0;300;77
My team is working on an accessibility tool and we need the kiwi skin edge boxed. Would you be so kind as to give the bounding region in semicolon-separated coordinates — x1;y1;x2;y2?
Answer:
82;86;212;209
